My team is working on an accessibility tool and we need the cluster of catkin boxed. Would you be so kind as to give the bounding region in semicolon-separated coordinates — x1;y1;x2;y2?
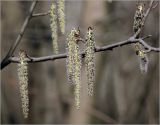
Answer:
66;27;95;109
133;2;149;73
16;2;152;117
17;50;29;119
50;0;65;54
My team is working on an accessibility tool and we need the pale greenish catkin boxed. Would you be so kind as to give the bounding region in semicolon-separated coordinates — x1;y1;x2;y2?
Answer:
135;43;149;73
85;27;95;96
57;0;65;34
17;51;29;119
133;3;148;74
66;29;77;84
66;29;81;109
73;42;81;109
50;3;58;54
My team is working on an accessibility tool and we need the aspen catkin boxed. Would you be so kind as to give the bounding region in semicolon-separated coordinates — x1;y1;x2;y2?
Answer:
133;3;149;73
57;0;65;34
66;29;77;84
66;29;81;109
85;27;95;96
50;3;58;54
17;50;29;119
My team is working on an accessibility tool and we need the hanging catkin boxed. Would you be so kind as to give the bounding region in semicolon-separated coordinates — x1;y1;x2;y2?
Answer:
133;3;149;73
17;50;29;118
50;3;58;54
66;29;81;109
85;27;95;96
57;0;65;34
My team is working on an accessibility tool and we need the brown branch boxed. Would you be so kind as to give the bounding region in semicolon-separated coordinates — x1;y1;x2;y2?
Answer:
8;36;160;63
1;1;38;69
32;11;50;17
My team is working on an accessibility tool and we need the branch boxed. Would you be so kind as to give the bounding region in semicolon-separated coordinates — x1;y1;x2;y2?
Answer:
8;36;160;63
32;11;50;17
1;1;38;69
1;0;159;70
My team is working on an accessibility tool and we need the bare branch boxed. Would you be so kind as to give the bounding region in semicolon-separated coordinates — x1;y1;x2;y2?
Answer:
141;35;152;40
8;37;160;63
32;11;50;17
138;39;159;53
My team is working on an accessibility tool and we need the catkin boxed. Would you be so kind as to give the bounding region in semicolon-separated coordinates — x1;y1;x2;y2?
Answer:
66;29;77;84
133;3;145;35
57;0;65;34
17;50;29;119
85;27;95;96
73;42;81;109
135;43;149;73
133;3;148;73
66;29;81;109
50;3;58;54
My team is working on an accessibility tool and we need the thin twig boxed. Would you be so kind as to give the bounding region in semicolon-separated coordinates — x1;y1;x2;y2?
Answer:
1;1;38;69
141;35;152;40
152;1;159;9
32;11;50;17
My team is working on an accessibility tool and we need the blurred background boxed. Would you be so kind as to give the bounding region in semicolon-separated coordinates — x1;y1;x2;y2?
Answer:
1;0;159;124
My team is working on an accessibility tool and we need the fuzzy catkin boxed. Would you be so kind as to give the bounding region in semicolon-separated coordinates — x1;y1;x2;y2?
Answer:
133;3;145;36
135;43;149;73
50;3;58;54
73;43;81;109
85;27;95;96
133;3;148;73
66;29;81;109
66;29;77;84
57;0;65;34
17;51;29;119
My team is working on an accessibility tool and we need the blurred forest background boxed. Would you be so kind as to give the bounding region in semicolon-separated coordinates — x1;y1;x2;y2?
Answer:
1;0;159;124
